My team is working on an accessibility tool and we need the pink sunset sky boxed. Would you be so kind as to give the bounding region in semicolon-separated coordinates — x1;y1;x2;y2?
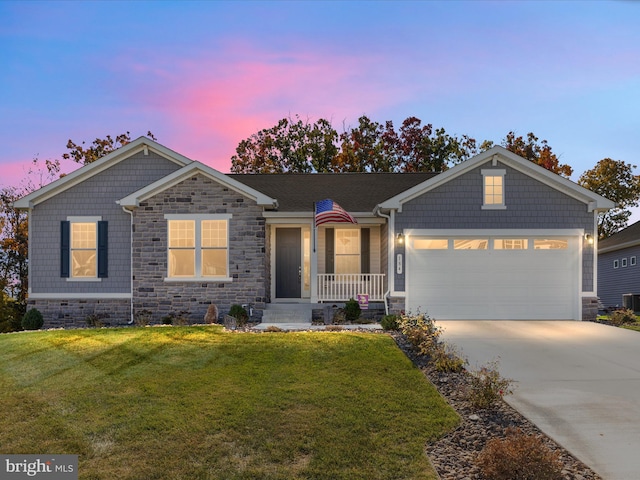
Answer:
2;0;639;208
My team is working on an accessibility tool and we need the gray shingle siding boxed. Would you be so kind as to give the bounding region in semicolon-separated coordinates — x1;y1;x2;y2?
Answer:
598;246;640;308
394;160;596;293
29;151;183;295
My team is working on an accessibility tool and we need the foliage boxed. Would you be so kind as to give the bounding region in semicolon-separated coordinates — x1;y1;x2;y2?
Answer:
344;298;362;322
21;308;43;330
380;314;400;331
161;311;189;326
0;292;23;332
399;312;443;356
230;115;338;173
608;308;637;326
228;304;249;326
63;131;156;165
431;343;467;373
134;309;152;326
578;158;640;238
231;114;478;174
0;327;458;479
492;131;572;178
476;427;563;480
85;313;109;327
466;359;514;409
0;186;29;304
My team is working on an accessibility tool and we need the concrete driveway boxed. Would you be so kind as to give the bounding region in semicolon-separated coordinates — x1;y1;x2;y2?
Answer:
438;320;640;480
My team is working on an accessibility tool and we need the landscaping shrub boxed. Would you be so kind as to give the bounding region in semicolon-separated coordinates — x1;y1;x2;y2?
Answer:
229;304;249;326
380;314;400;331
134;309;152;326
21;308;44;330
432;342;467;373
476;427;563;480
0;295;23;333
344;298;361;322
85;313;108;327
609;308;637;326
399;312;442;356
466;359;514;409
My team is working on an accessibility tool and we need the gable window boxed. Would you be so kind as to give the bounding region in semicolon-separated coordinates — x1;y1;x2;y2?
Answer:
622;257;628;268
61;217;107;280
631;256;637;266
614;259;619;269
165;214;231;280
335;228;360;274
481;169;506;209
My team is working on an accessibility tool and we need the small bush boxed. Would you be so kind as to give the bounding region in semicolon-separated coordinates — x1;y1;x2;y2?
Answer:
162;311;189;326
399;312;442;356
229;304;249;326
344;298;361;322
325;325;344;331
265;326;283;332
21;308;44;330
85;313;108;327
467;359;514;409
380;314;400;331
609;308;637;326
476;427;563;480
134;309;152;326
161;315;173;325
432;343;467;373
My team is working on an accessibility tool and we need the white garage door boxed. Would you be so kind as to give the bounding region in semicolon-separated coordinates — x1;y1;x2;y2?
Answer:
406;234;579;320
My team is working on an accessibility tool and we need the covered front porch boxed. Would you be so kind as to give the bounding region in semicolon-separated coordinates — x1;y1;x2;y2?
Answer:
267;220;387;304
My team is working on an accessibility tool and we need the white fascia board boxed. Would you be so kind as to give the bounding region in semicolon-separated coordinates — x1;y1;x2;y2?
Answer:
13;136;193;209
599;240;640;254
117;162;278;208
376;146;615;212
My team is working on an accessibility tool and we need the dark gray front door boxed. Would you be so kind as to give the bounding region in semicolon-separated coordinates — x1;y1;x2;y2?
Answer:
276;228;301;298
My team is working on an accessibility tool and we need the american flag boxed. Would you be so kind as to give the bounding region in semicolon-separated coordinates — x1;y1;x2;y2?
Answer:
314;199;357;227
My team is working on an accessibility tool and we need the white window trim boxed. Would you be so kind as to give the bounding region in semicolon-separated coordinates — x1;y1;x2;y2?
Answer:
622;257;628;268
334;227;361;274
66;216;102;282
164;214;233;282
481;169;507;210
631;256;637;266
614;259;619;269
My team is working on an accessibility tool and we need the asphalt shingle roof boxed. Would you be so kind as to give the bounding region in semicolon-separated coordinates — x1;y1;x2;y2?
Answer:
598;220;640;251
228;172;437;212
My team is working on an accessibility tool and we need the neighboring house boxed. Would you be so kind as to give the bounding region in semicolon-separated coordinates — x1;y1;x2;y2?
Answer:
598;220;640;310
14;137;614;327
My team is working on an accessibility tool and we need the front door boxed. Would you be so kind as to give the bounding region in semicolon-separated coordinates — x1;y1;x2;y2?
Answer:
276;228;301;298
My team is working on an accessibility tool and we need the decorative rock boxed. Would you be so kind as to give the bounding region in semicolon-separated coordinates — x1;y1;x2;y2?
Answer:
468;414;480;421
204;304;219;324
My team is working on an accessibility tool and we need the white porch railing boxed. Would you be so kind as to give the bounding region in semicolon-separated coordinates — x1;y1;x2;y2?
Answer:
316;274;386;302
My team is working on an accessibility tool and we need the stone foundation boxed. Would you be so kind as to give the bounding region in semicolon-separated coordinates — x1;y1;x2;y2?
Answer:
27;298;132;329
582;296;599;322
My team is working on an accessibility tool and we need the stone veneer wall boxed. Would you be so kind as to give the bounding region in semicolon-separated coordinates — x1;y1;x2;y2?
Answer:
28;298;131;328
582;296;598;322
132;174;268;323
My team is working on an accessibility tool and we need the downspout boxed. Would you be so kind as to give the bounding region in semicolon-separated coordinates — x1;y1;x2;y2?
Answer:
375;206;392;315
122;206;135;324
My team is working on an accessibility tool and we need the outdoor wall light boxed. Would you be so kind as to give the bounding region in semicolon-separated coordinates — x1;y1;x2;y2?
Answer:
397;233;404;245
585;233;594;245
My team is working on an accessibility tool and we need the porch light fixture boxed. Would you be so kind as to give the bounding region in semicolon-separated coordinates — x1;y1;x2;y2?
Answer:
397;233;404;245
585;233;594;245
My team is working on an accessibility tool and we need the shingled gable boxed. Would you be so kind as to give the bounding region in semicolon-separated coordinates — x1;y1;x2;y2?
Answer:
13;136;192;209
376;146;615;213
599;220;640;254
118;161;278;209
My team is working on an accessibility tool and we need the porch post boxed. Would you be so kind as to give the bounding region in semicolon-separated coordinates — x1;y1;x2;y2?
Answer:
310;218;319;303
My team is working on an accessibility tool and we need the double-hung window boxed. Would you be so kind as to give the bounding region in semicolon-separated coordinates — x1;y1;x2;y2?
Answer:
61;216;107;280
165;214;231;280
481;169;506;209
335;229;360;274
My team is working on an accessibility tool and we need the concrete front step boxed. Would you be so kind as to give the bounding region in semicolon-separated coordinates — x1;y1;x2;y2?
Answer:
262;304;314;323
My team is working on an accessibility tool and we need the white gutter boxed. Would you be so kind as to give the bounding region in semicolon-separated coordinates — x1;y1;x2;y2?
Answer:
374;206;393;315
121;206;135;324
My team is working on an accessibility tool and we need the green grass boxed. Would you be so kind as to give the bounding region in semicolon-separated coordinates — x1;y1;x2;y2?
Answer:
0;326;458;479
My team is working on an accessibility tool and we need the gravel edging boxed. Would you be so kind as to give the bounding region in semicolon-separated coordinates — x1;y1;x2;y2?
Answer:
392;333;603;480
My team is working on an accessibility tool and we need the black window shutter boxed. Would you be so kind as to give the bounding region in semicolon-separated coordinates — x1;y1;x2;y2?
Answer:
325;228;334;274
60;221;70;278
98;221;108;278
360;228;370;274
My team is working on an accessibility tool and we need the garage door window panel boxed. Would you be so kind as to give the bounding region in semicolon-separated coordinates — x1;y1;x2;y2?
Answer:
494;239;528;250
534;239;568;250
454;239;488;250
413;238;448;249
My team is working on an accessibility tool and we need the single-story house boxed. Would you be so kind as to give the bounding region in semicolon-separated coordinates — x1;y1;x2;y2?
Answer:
14;137;614;327
598;220;640;310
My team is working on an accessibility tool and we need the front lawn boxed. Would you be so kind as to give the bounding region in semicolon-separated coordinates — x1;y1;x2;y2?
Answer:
0;326;458;479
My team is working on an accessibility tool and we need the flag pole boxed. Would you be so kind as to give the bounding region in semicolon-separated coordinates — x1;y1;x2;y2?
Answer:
312;202;317;253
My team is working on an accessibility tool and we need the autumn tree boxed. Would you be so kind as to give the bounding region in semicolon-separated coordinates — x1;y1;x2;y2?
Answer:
231;116;338;173
334;116;395;172
64;131;156;165
578;158;640;238
484;131;572;178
